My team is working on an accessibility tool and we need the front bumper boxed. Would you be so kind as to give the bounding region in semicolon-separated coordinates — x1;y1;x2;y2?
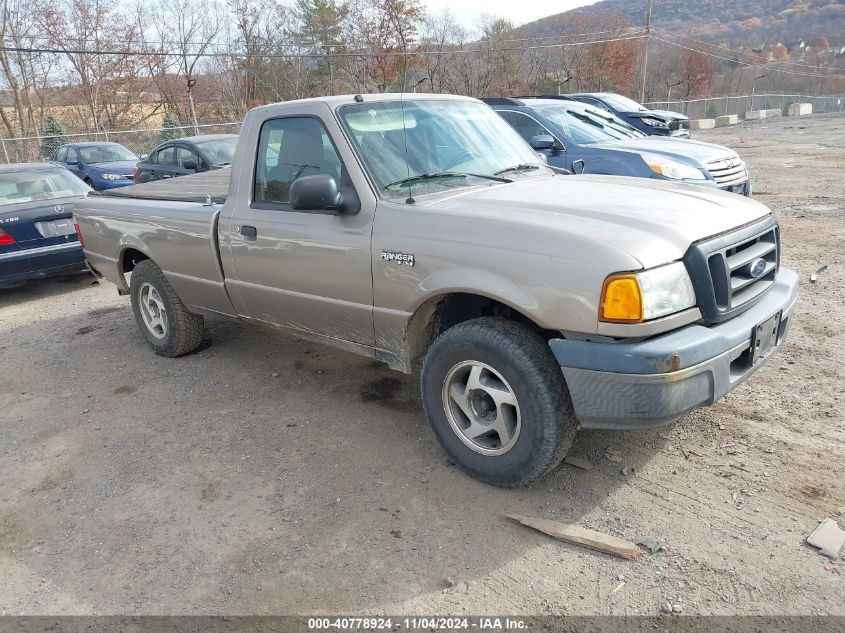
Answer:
549;267;798;429
93;177;135;191
0;242;86;286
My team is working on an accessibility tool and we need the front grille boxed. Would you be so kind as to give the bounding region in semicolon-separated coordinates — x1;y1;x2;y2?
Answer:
684;216;780;323
668;120;680;131
706;157;747;187
678;120;690;130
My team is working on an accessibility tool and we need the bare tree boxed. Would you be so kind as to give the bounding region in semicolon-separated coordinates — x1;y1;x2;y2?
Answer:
0;0;55;139
41;0;140;132
138;0;223;131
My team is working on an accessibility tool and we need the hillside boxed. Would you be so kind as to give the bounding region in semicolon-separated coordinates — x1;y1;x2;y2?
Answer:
519;0;845;47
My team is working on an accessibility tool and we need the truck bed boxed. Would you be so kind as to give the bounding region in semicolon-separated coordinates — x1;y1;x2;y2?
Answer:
93;169;229;204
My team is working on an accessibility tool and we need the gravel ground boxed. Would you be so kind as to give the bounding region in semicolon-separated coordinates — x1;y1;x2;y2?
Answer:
1;114;843;616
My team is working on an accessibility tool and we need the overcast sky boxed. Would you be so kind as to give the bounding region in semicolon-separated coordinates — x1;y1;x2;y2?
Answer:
420;0;602;28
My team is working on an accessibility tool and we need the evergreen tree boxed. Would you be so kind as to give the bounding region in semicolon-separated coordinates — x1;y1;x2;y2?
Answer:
159;112;186;142
39;114;69;158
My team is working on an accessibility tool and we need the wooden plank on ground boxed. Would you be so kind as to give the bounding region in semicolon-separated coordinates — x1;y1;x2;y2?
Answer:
505;513;641;560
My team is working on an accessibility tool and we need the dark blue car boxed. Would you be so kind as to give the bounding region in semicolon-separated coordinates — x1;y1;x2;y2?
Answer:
564;92;690;138
487;98;750;195
49;142;139;191
0;163;90;288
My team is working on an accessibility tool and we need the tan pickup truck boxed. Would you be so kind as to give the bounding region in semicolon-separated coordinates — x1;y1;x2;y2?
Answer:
74;93;798;487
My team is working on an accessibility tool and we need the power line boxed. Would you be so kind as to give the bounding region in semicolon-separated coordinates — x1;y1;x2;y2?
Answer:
0;33;649;59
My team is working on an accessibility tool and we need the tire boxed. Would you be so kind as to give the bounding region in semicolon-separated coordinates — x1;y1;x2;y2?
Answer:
421;317;577;487
129;259;204;357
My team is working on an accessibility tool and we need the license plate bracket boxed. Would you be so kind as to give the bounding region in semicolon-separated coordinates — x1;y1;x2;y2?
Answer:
751;311;781;365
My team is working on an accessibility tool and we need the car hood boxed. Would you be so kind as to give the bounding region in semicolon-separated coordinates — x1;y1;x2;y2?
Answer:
88;160;138;173
601;136;737;164
649;109;689;121
624;110;687;122
426;175;771;268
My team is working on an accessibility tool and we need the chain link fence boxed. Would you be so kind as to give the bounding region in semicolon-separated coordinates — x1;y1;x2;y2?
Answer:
643;94;845;120
0;122;241;165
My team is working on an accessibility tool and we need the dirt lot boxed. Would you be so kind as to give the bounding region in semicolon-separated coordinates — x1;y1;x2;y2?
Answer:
1;114;843;617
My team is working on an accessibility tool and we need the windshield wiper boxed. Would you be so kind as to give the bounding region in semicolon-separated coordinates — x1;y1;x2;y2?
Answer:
385;172;511;190
494;163;541;176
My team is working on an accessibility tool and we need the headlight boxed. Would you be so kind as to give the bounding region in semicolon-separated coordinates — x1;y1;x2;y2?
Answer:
600;262;696;323
641;117;669;129
101;173;124;180
642;153;706;180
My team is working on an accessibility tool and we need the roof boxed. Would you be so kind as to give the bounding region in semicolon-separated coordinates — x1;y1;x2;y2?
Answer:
0;162;67;174
64;141;127;148
249;92;479;116
155;134;238;147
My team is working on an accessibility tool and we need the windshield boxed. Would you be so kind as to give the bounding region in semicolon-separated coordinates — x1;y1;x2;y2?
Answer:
196;137;237;165
600;94;648;112
0;169;90;206
338;99;550;198
533;105;633;144
78;144;138;163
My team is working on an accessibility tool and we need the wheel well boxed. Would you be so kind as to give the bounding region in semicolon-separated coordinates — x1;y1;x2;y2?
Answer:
120;248;149;274
406;293;553;367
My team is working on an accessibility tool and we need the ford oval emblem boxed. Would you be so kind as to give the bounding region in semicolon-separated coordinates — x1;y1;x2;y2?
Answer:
749;258;767;278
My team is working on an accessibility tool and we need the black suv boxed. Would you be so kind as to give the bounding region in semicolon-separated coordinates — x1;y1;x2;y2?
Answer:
564;93;690;138
135;134;238;183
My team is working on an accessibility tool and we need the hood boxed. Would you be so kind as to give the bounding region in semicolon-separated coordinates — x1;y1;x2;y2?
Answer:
425;175;771;268
601;136;737;164
649;109;689;121
624;110;687;122
88;160;138;173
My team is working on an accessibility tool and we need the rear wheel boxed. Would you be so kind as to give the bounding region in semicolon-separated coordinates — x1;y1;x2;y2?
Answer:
421;317;577;487
130;259;203;357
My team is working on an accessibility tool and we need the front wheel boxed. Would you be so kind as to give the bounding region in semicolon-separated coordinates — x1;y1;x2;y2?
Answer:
421;317;577;487
130;259;204;357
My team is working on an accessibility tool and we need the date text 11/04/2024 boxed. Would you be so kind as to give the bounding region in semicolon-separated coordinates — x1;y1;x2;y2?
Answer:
307;617;528;630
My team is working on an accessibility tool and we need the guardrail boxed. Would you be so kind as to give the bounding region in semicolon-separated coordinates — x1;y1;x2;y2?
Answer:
643;94;845;120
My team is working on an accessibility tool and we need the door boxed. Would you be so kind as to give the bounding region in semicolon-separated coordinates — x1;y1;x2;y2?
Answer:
150;146;177;180
224;115;375;347
66;148;83;178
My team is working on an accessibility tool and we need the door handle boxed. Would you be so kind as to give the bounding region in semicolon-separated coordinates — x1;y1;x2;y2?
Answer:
239;225;257;240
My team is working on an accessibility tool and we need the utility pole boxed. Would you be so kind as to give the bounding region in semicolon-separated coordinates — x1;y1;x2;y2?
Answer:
639;0;654;103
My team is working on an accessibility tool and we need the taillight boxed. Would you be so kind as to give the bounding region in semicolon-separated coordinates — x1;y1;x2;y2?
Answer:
73;218;85;247
0;226;15;246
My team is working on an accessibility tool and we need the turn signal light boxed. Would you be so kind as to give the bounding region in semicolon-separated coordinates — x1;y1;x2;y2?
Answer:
600;274;643;323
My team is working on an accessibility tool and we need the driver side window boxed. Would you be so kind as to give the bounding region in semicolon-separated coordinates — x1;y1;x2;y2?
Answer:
56;147;67;162
254;117;342;206
497;111;552;145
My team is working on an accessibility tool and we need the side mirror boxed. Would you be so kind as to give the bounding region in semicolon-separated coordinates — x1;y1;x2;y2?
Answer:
290;174;341;211
529;134;555;150
67;159;78;166
139;154;148;161
182;160;197;171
